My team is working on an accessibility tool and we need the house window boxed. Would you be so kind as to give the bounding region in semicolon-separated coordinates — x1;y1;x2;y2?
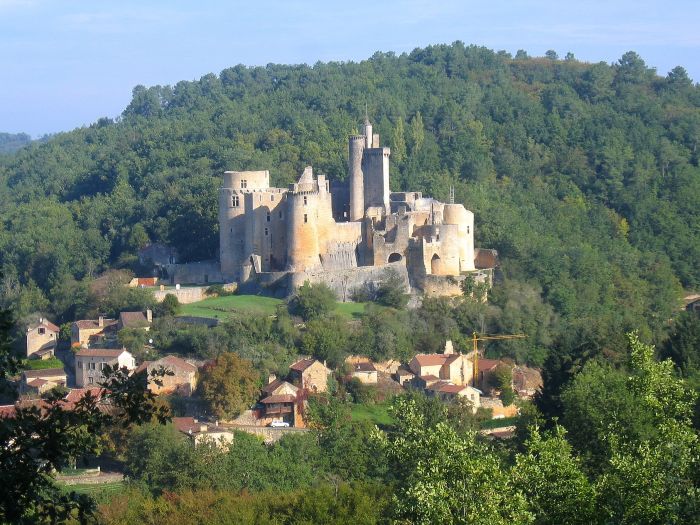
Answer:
271;195;275;202
88;377;94;384
38;327;45;335
78;361;83;369
264;228;269;236
303;214;308;223
100;362;106;370
241;179;247;189
232;195;240;207
303;196;307;206
266;213;271;222
90;362;96;370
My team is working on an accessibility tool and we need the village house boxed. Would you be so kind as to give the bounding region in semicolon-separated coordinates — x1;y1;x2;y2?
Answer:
74;348;135;387
118;310;153;331
71;316;117;348
134;355;198;396
1;387;106;419
426;381;482;412
173;417;233;448
351;362;378;384
289;358;331;393
408;341;473;386
475;358;500;391
25;318;60;359
395;367;415;386
20;368;67;396
259;378;303;427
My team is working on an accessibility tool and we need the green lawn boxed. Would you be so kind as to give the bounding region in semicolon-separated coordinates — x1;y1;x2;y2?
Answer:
179;294;368;321
480;416;520;429
20;357;65;371
350;403;394;426
58;480;126;502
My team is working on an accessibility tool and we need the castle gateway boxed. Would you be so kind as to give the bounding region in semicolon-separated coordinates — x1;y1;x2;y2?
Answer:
218;119;492;299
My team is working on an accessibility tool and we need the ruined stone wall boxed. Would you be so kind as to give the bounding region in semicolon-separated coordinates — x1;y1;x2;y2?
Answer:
165;260;223;285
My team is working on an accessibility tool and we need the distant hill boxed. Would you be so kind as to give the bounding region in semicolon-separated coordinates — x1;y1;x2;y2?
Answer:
0;132;32;154
0;43;698;348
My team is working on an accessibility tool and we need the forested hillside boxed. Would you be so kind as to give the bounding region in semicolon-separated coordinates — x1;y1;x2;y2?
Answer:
0;132;32;155
0;43;698;351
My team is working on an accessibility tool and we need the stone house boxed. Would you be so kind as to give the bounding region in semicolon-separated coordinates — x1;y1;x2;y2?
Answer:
74;348;135;387
395;367;415;386
475;358;501;391
71;317;117;348
25;318;60;358
134;355;197;396
427;381;481;412
289;358;331;393
173;417;233;448
408;341;473;386
351;362;378;384
260;379;302;427
20;368;67;395
118;310;152;331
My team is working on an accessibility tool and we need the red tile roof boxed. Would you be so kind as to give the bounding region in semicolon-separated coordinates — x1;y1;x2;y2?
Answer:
64;388;104;405
29;320;60;332
135;356;197;375
260;394;296;404
26;378;49;387
75;348;127;358
436;384;468;394
262;378;284;394
0;405;16;418
419;374;440;382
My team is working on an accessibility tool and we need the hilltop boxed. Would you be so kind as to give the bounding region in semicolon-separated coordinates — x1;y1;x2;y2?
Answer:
0;43;698;353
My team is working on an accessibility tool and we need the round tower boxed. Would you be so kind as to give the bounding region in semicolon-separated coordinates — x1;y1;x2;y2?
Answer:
286;190;321;272
219;183;246;281
363;118;373;148
348;135;365;221
443;204;475;272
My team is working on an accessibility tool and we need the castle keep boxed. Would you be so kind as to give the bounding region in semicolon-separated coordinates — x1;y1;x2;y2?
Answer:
219;119;486;298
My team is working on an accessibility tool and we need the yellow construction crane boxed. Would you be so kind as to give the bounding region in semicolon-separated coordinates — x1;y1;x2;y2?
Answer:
471;332;527;385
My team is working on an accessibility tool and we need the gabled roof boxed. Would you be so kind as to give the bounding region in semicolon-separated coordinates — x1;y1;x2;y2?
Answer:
26;378;49;387
75;348;128;358
353;362;376;373
289;358;319;372
419;374;440;382
64;387;104;405
74;319;117;330
478;359;500;371
260;394;296;404
412;354;449;367
23;368;66;379
136;355;197;375
119;311;150;328
28;319;60;333
262;378;284;395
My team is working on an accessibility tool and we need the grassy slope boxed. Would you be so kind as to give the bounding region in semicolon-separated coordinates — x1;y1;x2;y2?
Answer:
350;403;394;426
20;357;65;370
179;294;367;321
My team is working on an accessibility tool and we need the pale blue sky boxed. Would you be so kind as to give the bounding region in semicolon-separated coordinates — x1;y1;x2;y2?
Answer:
1;0;698;137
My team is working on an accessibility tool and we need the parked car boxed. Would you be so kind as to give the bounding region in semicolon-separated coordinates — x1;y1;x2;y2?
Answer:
270;420;290;428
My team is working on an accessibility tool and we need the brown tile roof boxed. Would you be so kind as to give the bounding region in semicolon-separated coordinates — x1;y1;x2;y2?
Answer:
119;311;150;328
419;374;440;382
157;355;197;373
64;388;104;405
133;361;151;375
289;358;316;372
262;378;284;394
26;378;49;387
29;320;60;332
436;384;468;394
478;359;500;371
74;319;117;330
172;416;202;434
413;354;449;367
354;362;376;372
75;348;126;358
260;394;296;404
23;368;66;379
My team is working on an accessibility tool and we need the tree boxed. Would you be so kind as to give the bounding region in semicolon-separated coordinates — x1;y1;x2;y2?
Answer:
300;315;350;368
391;117;407;164
199;353;259;419
373;396;532;524
659;312;700;376
156;293;181;317
545;50;559;61
288;281;336;321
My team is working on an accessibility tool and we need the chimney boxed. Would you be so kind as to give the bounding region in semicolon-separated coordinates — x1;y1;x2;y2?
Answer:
444;340;455;355
146;309;152;323
98;316;104;328
267;373;277;385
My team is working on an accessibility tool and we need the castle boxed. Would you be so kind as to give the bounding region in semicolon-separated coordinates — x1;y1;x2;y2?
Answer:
217;119;490;299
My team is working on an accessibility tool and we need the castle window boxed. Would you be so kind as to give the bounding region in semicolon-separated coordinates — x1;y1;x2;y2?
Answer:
304;214;308;223
264;228;269;236
279;211;283;220
303;196;307;206
266;213;271;222
467;226;470;234
241;179;247;189
271;195;274;202
232;195;240;207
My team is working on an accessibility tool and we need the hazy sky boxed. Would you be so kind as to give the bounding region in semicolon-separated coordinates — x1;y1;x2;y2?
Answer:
1;0;698;137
